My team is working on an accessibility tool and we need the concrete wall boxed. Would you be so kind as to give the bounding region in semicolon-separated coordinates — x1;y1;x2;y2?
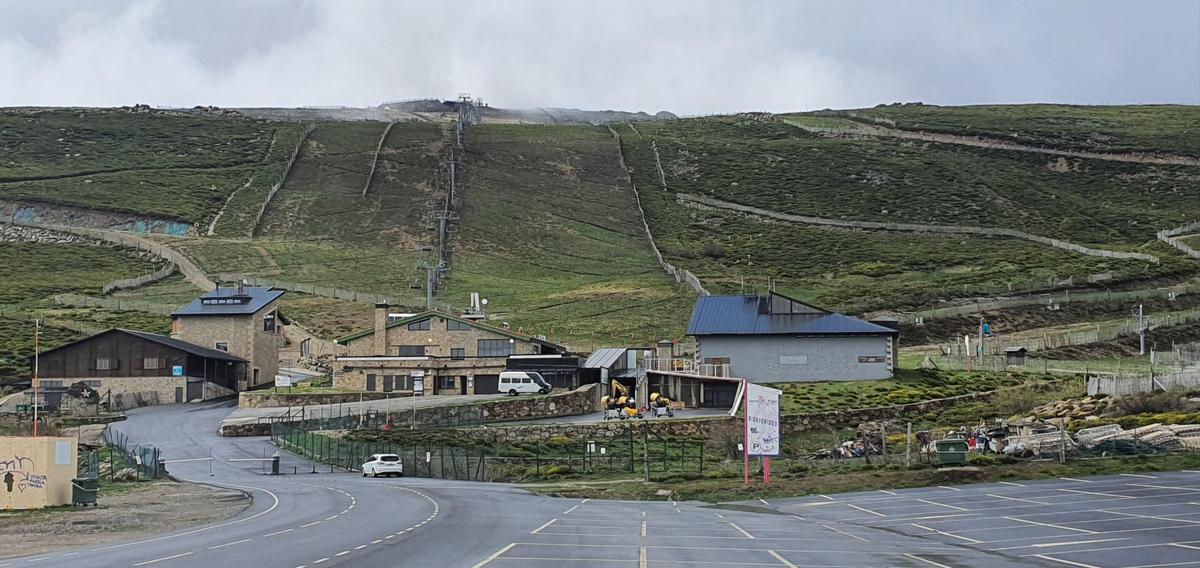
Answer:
697;335;894;382
0;437;77;510
175;301;281;389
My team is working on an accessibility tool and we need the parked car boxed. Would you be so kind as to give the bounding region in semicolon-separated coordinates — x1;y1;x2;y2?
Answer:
361;454;404;477
499;371;553;396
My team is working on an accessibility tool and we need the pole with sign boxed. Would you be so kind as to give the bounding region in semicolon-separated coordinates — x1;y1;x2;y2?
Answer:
743;381;782;485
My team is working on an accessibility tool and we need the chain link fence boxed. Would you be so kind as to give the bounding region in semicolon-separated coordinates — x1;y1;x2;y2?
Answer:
102;426;167;480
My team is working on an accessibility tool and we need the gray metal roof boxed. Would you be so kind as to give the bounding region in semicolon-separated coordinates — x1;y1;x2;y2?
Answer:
119;329;248;361
174;286;283;316
687;295;896;336
583;348;626;369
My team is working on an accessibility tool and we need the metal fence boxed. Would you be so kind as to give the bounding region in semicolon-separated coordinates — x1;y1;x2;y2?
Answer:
52;293;177;315
215;274;394;305
899;282;1195;324
102;426;168;479
102;265;176;294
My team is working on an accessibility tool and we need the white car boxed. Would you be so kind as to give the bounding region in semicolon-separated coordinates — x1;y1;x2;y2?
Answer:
361;454;404;477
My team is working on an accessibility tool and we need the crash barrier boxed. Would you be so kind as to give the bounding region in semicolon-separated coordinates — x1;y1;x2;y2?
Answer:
270;419;706;482
102;426;167;480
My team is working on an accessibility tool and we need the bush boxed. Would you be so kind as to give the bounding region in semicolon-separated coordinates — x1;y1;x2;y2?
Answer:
992;386;1040;417
967;453;997;466
701;242;725;258
1111;389;1192;416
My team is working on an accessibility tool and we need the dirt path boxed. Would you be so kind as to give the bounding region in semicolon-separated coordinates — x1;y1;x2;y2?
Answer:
785;118;1200;166
0;480;248;558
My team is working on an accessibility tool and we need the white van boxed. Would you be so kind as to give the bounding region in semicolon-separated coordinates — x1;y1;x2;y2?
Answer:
499;371;553;396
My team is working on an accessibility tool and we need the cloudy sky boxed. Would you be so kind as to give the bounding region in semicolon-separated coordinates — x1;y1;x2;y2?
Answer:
1;0;1197;114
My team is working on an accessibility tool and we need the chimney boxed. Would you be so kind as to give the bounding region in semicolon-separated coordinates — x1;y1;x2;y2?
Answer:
374;303;389;355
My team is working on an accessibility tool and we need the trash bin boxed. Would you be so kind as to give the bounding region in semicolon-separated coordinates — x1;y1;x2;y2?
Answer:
72;478;99;506
935;439;969;466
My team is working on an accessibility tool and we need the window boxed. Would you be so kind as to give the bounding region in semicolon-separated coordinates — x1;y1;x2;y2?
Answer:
263;313;276;333
95;358;113;370
398;345;426;357
407;319;431;331
143;357;161;370
450;348;466;360
215;342;229;353
521;377;532;384
477;339;514;357
40;380;63;388
446;319;470;331
439;376;456;390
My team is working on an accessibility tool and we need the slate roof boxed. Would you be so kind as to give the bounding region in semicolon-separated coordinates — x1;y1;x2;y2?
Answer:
687;295;896;336
36;329;246;362
174;286;283;316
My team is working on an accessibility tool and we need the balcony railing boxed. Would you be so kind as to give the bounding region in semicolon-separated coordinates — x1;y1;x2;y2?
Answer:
644;357;731;378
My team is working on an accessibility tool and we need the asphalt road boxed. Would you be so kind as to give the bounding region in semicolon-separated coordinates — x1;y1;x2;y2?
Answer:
2;402;1195;567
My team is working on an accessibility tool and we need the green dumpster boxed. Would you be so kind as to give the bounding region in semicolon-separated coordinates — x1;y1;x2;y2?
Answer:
72;478;99;507
935;439;969;466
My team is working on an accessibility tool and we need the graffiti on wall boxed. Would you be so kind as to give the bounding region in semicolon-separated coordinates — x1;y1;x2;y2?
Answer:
0;455;44;493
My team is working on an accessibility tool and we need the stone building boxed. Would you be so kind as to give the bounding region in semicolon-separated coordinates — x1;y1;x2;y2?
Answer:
171;285;283;390
334;305;566;395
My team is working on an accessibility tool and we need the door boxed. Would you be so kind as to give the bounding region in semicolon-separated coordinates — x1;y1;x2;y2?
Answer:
473;375;499;394
460;377;468;395
174;387;184;403
186;380;203;401
383;375;394;392
702;381;737;408
366;374;377;392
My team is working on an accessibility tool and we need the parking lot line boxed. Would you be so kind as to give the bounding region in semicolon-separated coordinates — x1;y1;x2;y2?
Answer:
639;545;647;568
471;543;517;568
1099;509;1200;525
1056;487;1135;499
563;505;580;514
1059;477;1093;483
903;553;952;568
767;550;798;568
1033;554;1101;568
916;498;966;511
728;523;755;539
1130;484;1200;493
998;481;1026;487
1171;543;1200;551
1003;516;1096;534
1026;538;1128;549
640;520;646;537
531;519;558;534
821;524;868;543
1119;473;1158;479
911;523;981;544
986;493;1050;506
846;503;886;517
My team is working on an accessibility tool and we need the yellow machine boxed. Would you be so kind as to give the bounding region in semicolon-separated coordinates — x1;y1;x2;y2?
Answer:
649;392;675;418
602;381;642;420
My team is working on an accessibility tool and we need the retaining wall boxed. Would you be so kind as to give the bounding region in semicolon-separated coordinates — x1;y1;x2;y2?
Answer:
238;391;405;409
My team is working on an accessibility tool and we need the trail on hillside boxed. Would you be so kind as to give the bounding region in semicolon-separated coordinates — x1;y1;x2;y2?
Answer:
783;118;1200;167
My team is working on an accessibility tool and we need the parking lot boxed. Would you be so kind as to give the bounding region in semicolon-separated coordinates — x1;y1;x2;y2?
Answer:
771;470;1200;568
471;495;1038;567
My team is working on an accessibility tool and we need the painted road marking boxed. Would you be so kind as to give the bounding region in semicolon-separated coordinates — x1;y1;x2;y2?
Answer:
1130;483;1200;493
879;489;897;496
92;482;279;552
818;495;834;501
471;543;516;568
208;538;253;550
301;521;322;527
531;519;558;534
768;550;798;568
371;540;382;544
759;498;772;506
354;545;366;550
1057;488;1134;499
133;552;194;566
1003;516;1096;534
916;498;966;511
1100;509;1200;525
998;481;1026;487
1119;473;1158;479
641;520;647;537
263;528;294;537
1028;538;1129;549
562;505;580;514
911;523;981;544
1033;555;1100;568
313;558;329;565
714;513;725;519
324;515;338;521
987;493;1050;506
937;486;961;491
729;523;755;539
335;551;350;557
1059;477;1093;483
904;553;953;568
639;546;648;568
847;503;886;517
1171;543;1200;551
822;524;868;543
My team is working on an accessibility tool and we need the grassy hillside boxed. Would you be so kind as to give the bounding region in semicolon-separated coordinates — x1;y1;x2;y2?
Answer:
615;119;1193;311
450;124;693;347
848;104;1200;157
0;109;307;226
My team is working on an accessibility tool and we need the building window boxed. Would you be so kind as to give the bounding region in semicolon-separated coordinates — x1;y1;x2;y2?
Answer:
398;345;426;357
450;348;466;360
407;319;431;331
95;358;113;370
477;339;514;357
143;357;161;370
439;376;456;390
215;342;229;353
446;320;470;331
263;313;276;333
40;380;63;388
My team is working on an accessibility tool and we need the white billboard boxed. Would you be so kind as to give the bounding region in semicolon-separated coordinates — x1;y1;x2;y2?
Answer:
745;383;781;457
275;374;295;387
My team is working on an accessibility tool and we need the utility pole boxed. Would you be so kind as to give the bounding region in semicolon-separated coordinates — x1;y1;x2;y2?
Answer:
32;319;40;436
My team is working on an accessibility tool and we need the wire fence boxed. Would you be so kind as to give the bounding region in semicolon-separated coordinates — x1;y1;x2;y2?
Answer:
102;426;167;480
899;282;1195;324
52;293;177;315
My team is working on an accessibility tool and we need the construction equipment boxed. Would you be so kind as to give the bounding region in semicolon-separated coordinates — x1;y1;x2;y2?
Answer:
601;381;641;420
649;392;675;418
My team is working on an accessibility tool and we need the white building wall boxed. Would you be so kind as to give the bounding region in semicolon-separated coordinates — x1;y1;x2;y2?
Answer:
696;335;893;382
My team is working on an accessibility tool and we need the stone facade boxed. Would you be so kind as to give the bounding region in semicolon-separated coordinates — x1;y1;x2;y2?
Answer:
54;376;186;410
174;302;281;390
238;391;406;409
335;309;548;395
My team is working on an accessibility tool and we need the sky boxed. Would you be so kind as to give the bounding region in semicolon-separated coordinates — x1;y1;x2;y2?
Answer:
0;0;1197;114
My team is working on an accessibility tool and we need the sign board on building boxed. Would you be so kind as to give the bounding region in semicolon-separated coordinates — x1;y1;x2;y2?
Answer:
744;383;781;457
412;371;425;396
172;365;184;377
275;375;295;388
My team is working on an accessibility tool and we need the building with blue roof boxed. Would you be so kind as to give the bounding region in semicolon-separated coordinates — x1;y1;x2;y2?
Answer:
171;284;284;390
687;292;898;382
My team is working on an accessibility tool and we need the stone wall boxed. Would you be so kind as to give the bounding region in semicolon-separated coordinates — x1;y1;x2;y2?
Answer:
239;390;407;409
455;415;734;445
410;383;602;425
174;302;281;389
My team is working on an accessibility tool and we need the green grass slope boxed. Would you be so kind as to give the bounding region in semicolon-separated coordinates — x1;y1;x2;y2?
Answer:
449;124;693;347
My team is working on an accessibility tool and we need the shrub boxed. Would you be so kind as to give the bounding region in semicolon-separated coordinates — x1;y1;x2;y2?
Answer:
706;421;745;460
967;453;997;466
542;465;571;476
701;242;725;258
992;386;1040;417
1111;389;1192;417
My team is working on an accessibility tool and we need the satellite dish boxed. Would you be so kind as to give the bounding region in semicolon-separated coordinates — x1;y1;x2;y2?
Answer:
481;298;489;305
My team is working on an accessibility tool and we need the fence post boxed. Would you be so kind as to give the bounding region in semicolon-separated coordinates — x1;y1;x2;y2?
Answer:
905;422;912;468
